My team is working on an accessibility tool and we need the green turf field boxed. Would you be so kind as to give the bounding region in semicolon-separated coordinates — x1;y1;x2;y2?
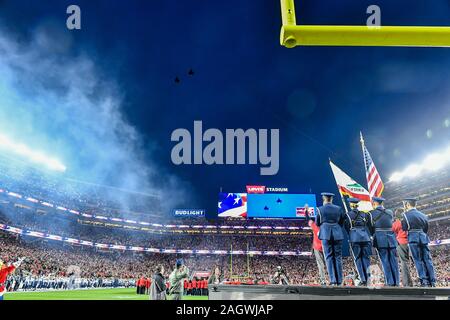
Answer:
4;288;208;300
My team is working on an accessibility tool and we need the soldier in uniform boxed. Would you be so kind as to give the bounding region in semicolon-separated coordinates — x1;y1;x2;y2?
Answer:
368;197;400;287
401;197;436;287
169;259;190;300
315;192;346;286
344;198;372;286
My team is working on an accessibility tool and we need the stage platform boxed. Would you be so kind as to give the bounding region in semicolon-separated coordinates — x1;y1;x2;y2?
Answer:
209;284;450;300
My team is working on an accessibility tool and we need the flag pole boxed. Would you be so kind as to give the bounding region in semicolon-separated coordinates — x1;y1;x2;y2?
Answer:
230;243;233;280
360;132;373;198
360;131;367;180
247;242;250;279
340;192;349;213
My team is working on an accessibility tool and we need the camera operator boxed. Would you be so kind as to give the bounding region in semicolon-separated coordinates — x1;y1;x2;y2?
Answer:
271;266;290;285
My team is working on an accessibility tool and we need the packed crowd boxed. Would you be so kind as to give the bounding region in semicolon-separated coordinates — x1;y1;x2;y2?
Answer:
0;156;161;221
1;229;449;293
0;209;311;251
428;223;450;241
0;155;311;230
2;208;449;253
4;274;135;292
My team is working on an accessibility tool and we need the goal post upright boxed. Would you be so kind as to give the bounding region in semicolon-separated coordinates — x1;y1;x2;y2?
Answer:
280;0;296;26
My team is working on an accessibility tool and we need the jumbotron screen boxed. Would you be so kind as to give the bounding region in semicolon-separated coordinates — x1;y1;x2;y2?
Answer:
247;194;316;219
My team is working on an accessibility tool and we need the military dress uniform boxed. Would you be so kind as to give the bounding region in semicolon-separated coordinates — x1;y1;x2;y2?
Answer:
368;198;400;286
401;202;436;287
344;198;372;285
315;193;346;285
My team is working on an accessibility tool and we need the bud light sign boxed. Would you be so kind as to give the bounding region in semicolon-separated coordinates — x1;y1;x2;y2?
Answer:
173;209;206;218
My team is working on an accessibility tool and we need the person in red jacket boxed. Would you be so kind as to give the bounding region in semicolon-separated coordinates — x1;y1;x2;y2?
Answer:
305;205;327;285
183;279;188;295
198;278;203;295
145;277;151;295
191;278;197;296
203;279;208;296
187;280;192;295
0;257;25;301
195;278;201;296
392;208;413;287
136;278;140;294
137;276;146;294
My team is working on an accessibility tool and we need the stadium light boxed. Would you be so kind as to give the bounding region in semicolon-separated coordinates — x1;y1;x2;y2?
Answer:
389;145;450;182
423;154;446;171
404;164;422;178
0;133;66;172
389;172;403;182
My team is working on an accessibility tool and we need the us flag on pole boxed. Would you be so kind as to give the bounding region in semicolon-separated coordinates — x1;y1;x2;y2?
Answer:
360;132;384;198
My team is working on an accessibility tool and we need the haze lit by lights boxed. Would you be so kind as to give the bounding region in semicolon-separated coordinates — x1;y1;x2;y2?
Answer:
0;133;66;172
389;145;450;183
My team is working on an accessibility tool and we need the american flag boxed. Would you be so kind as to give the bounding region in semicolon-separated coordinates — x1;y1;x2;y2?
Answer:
360;133;384;198
218;193;247;218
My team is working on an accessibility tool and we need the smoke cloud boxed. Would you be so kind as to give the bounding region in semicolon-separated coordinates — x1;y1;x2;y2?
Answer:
0;23;191;217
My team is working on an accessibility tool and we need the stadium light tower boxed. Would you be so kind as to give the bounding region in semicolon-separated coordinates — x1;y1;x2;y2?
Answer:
0;133;66;172
279;0;450;48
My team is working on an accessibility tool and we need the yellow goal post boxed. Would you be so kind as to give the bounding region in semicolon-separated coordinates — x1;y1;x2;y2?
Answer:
280;0;450;48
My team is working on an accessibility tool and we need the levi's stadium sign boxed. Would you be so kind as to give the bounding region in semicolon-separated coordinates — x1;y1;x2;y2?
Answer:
266;187;288;192
173;209;206;218
246;186;288;193
246;185;266;193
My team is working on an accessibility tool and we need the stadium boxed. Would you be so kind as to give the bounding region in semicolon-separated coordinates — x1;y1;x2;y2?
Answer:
0;144;449;300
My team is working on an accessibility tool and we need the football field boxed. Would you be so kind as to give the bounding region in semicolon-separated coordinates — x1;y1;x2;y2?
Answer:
4;288;208;300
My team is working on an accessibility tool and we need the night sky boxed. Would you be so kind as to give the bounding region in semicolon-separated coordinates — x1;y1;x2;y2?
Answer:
0;0;449;218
